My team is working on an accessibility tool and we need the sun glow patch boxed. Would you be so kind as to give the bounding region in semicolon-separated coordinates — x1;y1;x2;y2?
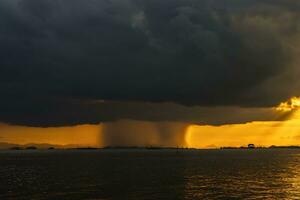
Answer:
276;97;300;112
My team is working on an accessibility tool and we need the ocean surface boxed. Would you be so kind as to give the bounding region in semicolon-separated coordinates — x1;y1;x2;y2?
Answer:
1;149;300;200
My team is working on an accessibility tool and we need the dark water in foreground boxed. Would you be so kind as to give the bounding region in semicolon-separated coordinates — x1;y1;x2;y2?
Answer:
1;149;300;200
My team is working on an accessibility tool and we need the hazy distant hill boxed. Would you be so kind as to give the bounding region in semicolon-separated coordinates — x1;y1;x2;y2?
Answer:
0;142;79;149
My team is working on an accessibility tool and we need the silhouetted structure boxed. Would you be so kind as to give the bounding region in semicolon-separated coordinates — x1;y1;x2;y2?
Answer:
248;144;255;149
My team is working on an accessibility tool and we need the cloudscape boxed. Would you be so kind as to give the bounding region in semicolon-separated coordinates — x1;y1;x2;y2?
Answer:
1;0;300;148
3;1;300;199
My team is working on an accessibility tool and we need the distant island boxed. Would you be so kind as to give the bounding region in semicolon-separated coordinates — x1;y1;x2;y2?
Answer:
74;146;195;150
0;142;75;150
220;144;300;149
3;144;195;151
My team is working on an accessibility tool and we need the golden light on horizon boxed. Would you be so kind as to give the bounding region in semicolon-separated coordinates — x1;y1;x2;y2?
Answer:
185;97;300;148
0;124;101;147
1;97;300;148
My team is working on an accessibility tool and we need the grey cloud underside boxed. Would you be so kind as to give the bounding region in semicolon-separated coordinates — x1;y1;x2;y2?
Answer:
1;0;300;125
0;99;289;126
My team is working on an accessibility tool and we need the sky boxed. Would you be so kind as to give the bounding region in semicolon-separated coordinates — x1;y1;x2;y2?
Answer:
1;0;300;148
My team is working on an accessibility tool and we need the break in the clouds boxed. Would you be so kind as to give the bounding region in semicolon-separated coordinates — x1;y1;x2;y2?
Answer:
1;0;300;126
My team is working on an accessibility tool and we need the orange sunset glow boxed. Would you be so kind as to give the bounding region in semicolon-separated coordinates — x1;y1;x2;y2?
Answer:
0;124;102;147
1;97;300;149
186;97;300;148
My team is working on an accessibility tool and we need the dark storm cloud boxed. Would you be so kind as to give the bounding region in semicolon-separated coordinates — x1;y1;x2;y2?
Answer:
1;0;300;125
0;99;289;127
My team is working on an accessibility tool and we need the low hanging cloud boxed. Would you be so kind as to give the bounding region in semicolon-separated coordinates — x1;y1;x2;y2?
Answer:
0;100;290;127
1;0;300;126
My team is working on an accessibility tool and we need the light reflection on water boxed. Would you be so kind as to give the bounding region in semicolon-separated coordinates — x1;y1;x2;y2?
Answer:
183;150;300;200
1;149;300;199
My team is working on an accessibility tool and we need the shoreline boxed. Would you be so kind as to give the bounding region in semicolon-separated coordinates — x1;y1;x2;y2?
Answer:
2;145;300;151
